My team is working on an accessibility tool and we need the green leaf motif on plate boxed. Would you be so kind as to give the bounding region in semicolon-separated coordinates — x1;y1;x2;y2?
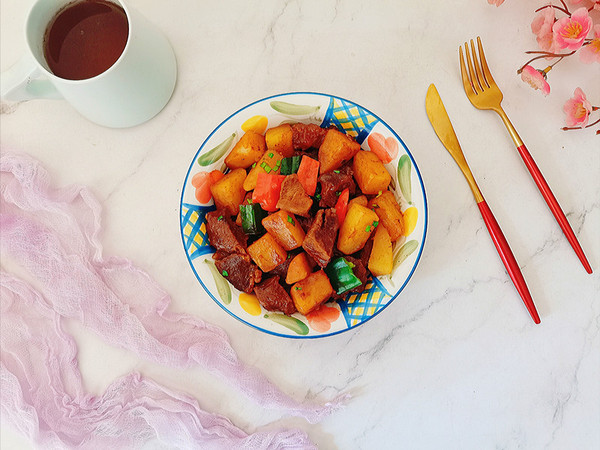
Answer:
204;259;232;305
264;313;309;335
270;101;320;116
197;133;236;166
393;240;418;269
397;154;412;204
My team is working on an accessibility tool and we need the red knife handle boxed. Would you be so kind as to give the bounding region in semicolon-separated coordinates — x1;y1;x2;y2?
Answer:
477;200;541;324
516;144;592;274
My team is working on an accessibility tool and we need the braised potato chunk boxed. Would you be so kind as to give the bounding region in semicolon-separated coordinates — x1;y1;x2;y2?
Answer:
319;129;361;174
290;270;334;315
265;124;294;158
248;233;287;272
368;191;404;241
225;131;266;169
337;203;379;254
262;210;305;251
353;150;392;195
368;225;393;276
209;168;247;216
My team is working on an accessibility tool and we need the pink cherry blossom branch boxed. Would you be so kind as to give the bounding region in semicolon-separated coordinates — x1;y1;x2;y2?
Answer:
517;51;576;74
534;1;571;17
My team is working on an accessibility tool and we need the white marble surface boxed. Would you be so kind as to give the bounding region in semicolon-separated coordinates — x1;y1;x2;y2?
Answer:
1;0;599;448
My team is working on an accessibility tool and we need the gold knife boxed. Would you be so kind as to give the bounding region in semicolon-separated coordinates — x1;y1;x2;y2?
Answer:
425;83;540;324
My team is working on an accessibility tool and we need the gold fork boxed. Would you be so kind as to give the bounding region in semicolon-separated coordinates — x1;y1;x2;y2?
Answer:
459;36;592;274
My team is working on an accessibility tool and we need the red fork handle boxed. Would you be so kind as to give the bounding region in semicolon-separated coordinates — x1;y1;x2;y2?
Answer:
516;144;592;274
477;200;541;324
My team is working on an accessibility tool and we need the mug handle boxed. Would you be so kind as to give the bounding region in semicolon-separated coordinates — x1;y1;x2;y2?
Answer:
1;53;62;101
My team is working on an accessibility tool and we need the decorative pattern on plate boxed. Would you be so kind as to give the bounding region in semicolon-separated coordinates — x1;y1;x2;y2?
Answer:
180;92;427;338
181;203;215;260
339;277;391;328
321;97;379;144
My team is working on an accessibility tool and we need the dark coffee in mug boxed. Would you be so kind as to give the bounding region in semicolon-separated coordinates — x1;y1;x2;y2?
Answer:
43;0;128;80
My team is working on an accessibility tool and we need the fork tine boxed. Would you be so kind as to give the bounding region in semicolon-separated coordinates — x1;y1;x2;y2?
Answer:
459;46;476;97
464;41;482;94
470;39;488;89
476;36;496;87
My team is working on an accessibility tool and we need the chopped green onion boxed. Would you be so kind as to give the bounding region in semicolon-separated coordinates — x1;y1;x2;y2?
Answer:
366;225;371;232
217;215;223;221
373;221;379;227
333;170;340;174
315;194;321;200
336;191;341;196
295;286;302;290
222;270;228;277
268;152;274;158
251;162;256;168
287;215;295;226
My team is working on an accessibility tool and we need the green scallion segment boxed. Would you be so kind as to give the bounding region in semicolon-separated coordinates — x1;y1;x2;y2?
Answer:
287;215;295;226
279;156;302;175
239;203;268;235
222;270;228;277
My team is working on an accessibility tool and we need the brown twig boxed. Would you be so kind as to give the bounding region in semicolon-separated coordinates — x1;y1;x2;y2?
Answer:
562;117;600;132
517;51;576;73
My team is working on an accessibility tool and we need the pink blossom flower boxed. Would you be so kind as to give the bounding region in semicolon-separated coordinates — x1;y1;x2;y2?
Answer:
552;7;593;51
568;0;600;9
569;0;600;7
520;65;551;95
531;7;558;52
580;24;600;63
563;88;593;127
488;0;505;5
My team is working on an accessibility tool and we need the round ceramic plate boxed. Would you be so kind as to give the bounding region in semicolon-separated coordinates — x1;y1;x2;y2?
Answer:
180;92;427;338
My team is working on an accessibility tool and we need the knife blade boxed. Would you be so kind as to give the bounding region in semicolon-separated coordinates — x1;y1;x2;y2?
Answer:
425;84;483;203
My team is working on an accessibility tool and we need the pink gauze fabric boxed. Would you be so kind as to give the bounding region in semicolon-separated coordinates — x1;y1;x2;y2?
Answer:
0;151;348;449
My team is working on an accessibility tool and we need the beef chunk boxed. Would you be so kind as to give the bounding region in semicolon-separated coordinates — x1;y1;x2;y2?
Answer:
318;164;356;208
206;210;248;255
291;123;328;150
295;215;313;233
276;174;313;217
270;253;294;280
302;208;339;268
215;253;262;294
254;276;297;315
345;255;367;293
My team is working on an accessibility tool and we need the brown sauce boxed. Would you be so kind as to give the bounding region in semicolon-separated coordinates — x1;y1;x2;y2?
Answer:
43;0;128;80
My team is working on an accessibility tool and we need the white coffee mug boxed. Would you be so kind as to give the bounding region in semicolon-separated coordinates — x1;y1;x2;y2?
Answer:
1;0;177;128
